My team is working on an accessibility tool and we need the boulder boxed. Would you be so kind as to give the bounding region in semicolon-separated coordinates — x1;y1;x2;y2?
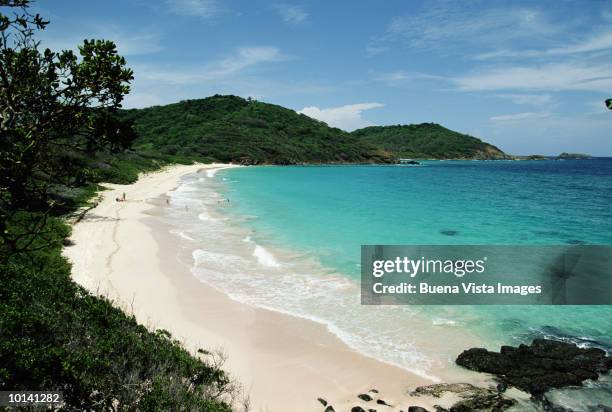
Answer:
456;339;612;395
411;383;515;411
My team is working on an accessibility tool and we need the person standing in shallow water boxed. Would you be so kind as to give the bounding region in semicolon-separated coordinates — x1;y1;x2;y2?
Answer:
122;192;126;201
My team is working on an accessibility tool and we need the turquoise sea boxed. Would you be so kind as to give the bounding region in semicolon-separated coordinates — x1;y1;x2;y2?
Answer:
167;159;612;409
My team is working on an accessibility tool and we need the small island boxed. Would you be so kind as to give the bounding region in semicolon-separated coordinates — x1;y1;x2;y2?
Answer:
557;152;592;159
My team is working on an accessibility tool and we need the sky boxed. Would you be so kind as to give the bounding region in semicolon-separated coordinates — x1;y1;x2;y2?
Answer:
29;0;612;155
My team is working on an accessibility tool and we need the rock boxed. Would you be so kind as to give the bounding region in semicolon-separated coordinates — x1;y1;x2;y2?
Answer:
358;394;373;402
410;383;479;398
376;399;392;406
369;389;379;393
317;398;327;407
456;338;612;395
324;406;335;412
440;229;459;236
411;383;515;411
496;382;507;393
351;407;366;412
368;409;377;412
449;393;515;411
557;152;591;159
408;407;430;412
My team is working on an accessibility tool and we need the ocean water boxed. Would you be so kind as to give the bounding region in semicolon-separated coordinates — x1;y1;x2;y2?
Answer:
165;160;612;408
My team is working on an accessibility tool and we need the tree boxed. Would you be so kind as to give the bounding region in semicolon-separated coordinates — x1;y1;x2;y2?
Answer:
0;0;135;254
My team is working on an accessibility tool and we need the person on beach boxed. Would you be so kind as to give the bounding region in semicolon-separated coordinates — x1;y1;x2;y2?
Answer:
122;192;126;201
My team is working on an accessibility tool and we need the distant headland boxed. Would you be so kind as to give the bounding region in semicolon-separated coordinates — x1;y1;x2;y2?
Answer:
122;95;508;164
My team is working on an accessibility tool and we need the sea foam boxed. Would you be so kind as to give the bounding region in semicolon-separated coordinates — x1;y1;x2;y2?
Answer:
253;244;281;268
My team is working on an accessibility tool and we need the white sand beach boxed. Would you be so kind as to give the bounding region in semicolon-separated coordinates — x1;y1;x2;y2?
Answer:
63;163;484;411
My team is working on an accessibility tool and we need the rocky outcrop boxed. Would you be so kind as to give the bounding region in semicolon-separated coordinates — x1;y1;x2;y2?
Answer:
456;339;612;395
557;152;591;159
408;407;429;412
410;383;516;412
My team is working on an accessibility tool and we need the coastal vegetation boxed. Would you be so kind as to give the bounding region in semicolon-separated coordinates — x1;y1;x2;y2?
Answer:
351;123;507;160
0;2;235;409
4;1;597;410
122;95;395;165
121;96;509;164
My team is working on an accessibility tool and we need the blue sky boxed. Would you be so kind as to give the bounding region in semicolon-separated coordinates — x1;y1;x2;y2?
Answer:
32;0;612;155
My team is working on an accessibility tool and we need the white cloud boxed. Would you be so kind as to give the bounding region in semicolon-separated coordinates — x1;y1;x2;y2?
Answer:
298;103;384;131
135;46;284;84
451;63;612;92
167;0;220;18
370;4;556;53
489;112;550;122
374;71;446;86
39;27;163;56
211;46;284;76
496;94;552;106
475;30;612;60
275;4;308;24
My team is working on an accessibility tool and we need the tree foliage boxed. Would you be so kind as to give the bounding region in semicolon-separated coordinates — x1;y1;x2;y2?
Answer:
0;0;135;254
351;123;507;160
0;3;237;410
121;95;395;165
0;225;234;411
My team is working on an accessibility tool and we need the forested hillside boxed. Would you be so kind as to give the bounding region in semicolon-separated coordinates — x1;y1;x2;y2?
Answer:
122;95;394;164
123;96;507;163
352;123;507;159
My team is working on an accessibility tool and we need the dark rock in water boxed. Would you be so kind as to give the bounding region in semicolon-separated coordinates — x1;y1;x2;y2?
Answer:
324;406;335;412
440;229;459;236
456;338;612;395
408;407;430;412
565;239;587;245
376;399;392;406
557;152;591;160
358;393;373;402
369;389;379;393
449;392;515;411
368;409;377;412
317;397;328;406
411;383;515;411
411;383;480;398
496;382;508;393
351;407;367;412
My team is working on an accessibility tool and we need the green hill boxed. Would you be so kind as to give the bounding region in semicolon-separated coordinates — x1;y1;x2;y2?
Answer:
123;95;507;163
351;123;507;160
122;95;394;164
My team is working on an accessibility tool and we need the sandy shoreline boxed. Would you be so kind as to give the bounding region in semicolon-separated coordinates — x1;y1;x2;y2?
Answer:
64;163;479;411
